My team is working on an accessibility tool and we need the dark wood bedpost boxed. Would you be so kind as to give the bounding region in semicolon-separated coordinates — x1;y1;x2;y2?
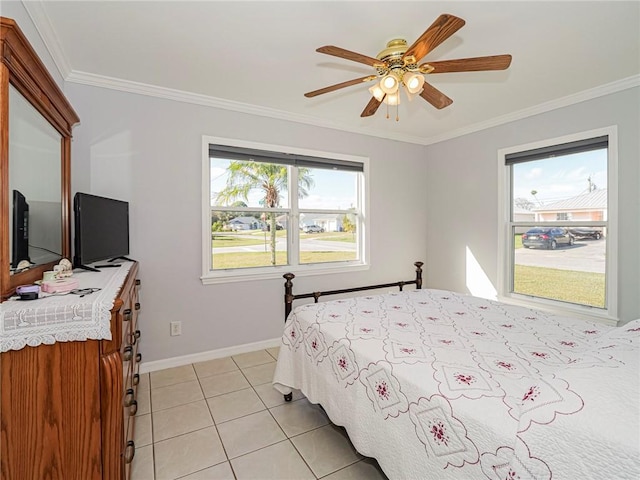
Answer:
414;261;423;289
284;273;295;322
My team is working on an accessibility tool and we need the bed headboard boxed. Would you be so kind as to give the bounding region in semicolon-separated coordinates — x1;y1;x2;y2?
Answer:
283;261;423;321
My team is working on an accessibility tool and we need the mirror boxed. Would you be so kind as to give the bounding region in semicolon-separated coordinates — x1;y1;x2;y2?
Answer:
1;17;79;299
9;84;63;272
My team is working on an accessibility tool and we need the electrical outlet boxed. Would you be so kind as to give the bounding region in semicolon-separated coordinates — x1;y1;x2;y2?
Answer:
170;321;182;336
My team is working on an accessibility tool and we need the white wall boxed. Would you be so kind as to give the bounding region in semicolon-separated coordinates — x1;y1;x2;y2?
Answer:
424;87;640;323
1;2;64;87
65;84;428;363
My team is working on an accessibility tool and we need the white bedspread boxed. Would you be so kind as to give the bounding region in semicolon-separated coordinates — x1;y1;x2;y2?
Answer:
273;289;640;479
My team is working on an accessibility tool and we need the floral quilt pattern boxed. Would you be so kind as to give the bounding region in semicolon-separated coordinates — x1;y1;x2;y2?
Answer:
273;289;640;479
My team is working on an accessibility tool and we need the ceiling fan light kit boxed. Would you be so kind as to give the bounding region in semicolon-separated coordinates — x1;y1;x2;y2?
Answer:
304;13;512;121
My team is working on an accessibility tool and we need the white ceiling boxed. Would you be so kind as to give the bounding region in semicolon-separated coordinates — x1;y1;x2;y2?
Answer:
22;1;640;145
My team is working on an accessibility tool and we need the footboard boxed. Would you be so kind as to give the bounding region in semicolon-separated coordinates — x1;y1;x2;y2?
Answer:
283;261;423;321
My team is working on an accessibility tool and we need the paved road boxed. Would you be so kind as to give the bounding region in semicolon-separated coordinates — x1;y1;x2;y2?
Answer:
515;238;606;273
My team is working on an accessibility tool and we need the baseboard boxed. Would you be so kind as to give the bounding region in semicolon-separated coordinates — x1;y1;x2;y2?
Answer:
139;337;282;374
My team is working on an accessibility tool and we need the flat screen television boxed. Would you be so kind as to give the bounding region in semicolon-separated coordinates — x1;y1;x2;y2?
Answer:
11;189;30;269
74;192;130;269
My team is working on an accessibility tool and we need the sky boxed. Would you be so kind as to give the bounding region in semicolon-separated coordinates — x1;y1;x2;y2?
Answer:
512;148;607;206
210;159;358;210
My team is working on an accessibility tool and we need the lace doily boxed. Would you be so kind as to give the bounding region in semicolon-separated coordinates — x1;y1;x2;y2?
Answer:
1;262;134;352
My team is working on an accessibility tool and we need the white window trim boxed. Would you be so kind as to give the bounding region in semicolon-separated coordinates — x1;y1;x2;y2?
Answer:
201;136;370;284
497;126;618;325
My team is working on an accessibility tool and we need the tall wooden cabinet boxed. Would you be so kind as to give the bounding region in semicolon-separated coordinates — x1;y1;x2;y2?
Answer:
1;263;142;479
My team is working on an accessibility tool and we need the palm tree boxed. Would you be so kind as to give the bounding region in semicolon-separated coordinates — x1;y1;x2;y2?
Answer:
216;161;314;265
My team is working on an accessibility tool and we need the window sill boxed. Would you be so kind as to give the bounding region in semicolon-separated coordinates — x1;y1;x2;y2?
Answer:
201;262;370;285
497;293;618;327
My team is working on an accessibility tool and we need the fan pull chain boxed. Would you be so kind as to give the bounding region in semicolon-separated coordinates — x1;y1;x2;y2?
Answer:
386;101;389;120
396;103;399;122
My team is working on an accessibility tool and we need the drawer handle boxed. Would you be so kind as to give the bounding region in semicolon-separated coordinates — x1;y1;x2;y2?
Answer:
123;309;132;322
135;302;141;311
132;373;140;386
124;440;135;464
129;400;138;416
123;346;133;362
124;388;135;407
136;353;142;363
130;329;141;346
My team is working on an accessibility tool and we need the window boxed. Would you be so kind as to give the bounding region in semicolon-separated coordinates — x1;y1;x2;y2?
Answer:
202;137;368;283
499;128;618;321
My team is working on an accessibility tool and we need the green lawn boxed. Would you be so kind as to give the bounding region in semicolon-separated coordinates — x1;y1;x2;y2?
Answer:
514;233;523;249
514;264;605;308
211;250;356;269
212;231;354;248
212;232;604;308
212;231;286;247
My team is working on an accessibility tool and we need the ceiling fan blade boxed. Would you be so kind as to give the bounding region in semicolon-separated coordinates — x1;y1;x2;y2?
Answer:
316;46;384;67
403;14;466;63
304;75;377;98
361;96;383;117
419;82;453;109
423;54;512;73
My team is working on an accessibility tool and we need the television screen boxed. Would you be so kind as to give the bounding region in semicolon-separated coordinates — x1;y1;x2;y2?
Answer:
74;192;129;267
12;189;30;269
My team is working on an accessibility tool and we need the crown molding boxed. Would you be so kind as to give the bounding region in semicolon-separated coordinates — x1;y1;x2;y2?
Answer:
21;0;72;79
66;70;640;148
422;75;640;145
23;0;640;148
66;70;429;145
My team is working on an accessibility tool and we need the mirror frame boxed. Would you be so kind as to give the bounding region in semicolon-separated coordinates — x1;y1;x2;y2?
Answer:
0;17;79;300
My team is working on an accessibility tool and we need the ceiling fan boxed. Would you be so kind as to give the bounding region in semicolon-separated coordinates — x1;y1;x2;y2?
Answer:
304;13;512;119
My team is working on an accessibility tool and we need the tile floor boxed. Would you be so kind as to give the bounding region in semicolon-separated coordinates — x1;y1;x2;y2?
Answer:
131;347;389;480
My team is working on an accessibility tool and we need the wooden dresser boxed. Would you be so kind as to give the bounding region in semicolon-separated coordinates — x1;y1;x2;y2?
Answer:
0;262;142;480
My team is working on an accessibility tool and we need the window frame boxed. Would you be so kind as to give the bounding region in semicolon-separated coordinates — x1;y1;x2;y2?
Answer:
201;136;370;284
497;126;618;324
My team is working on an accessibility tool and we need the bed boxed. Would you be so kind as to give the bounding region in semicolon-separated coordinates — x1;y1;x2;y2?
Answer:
272;263;640;479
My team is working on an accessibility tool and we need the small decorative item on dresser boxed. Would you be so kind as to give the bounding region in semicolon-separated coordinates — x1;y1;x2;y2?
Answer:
54;258;74;278
41;277;79;294
42;271;56;281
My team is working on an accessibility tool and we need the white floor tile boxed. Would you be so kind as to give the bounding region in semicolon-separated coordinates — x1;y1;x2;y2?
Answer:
130;444;154;480
321;458;389;480
241;362;276;386
291;424;362;478
137;372;150;391
154;427;226;480
269;398;329;437
253;384;304;408
232;350;275;368
199;370;250;398
152;400;213;442
217;410;286;459
231;440;315;480
206;388;265;424
137;388;151;415
151;379;204;412
134;413;153;447
150;364;197;389
178;461;235;479
194;357;238;379
142;351;377;480
266;347;280;360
